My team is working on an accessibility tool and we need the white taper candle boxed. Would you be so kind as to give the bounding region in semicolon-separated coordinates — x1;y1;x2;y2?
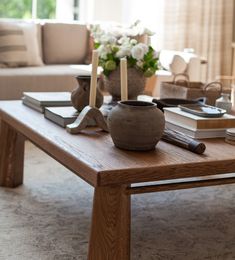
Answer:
89;50;99;107
120;58;128;101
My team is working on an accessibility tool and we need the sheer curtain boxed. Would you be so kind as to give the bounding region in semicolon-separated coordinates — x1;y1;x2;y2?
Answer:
162;0;234;81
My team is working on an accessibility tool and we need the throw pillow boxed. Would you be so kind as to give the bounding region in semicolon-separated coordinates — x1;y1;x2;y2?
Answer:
43;23;89;64
0;21;43;67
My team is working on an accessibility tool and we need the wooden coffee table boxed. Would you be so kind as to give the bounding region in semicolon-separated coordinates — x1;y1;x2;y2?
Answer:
1;101;235;260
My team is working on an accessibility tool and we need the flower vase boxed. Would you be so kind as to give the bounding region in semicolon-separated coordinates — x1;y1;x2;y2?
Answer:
71;76;103;112
102;67;146;102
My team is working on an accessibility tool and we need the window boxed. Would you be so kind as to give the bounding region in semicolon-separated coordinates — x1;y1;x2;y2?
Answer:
56;0;80;21
73;0;79;20
0;0;56;19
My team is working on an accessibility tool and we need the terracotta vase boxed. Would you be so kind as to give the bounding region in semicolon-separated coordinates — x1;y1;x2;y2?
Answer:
107;100;165;151
71;76;103;112
102;67;146;102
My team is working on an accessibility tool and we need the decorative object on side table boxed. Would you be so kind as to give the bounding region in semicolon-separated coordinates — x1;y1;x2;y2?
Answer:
160;73;222;106
66;50;108;134
153;97;206;112
91;21;159;102
215;93;232;113
107;100;165;151
162;129;206;154
71;75;103;111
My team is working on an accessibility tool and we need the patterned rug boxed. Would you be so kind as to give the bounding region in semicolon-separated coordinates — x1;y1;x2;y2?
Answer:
0;141;235;260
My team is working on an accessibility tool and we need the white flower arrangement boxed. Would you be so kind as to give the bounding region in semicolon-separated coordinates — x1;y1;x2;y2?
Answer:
91;21;159;77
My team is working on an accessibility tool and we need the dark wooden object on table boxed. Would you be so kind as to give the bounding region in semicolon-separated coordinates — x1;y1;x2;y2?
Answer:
66;105;108;134
162;128;206;154
1;101;235;260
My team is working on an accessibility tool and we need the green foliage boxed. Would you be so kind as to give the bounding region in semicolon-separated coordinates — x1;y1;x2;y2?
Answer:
0;0;32;18
0;0;56;19
128;56;137;67
37;0;56;19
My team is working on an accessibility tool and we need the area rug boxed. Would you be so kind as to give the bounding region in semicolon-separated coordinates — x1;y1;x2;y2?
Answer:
0;141;235;260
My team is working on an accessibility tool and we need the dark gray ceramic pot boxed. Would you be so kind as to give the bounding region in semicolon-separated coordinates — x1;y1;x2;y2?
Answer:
107;100;165;151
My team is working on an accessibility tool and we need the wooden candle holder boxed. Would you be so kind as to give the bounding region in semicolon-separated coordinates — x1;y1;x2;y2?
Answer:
67;50;108;134
66;106;108;134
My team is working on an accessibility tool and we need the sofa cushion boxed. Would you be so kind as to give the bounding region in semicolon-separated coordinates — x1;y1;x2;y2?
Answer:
0;65;102;100
0;21;43;67
43;23;89;64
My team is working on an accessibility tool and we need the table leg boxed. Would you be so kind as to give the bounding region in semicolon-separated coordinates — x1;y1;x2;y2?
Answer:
88;185;130;260
0;120;25;187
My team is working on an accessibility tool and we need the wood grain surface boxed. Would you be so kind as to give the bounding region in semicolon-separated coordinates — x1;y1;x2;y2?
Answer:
1;101;235;187
88;185;130;260
1;101;235;260
0;120;25;187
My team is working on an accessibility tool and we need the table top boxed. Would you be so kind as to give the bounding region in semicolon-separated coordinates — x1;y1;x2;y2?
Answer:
1;101;235;187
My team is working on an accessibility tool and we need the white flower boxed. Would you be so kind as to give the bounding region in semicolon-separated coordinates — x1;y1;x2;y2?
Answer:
100;34;117;44
130;39;137;45
136;60;144;68
116;46;131;58
99;34;111;44
131;43;149;60
97;45;111;60
90;21;158;77
118;36;131;45
108;35;117;44
143;28;155;36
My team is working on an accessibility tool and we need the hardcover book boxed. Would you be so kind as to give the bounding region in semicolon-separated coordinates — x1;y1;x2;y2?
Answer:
44;106;98;128
22;92;72;113
164;107;235;129
22;97;44;113
44;106;79;127
166;121;226;139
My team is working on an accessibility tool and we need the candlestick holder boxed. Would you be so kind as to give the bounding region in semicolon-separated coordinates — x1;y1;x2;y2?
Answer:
66;105;108;134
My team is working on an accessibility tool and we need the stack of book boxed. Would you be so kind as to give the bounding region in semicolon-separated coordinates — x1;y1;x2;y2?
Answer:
225;128;235;144
22;91;112;128
22;92;72;113
163;107;235;139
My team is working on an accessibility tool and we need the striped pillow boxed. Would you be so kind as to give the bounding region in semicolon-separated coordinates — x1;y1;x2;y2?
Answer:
0;22;43;67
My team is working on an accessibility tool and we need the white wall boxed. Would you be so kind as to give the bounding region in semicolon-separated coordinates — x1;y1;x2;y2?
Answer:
56;0;74;20
79;0;123;23
93;0;123;23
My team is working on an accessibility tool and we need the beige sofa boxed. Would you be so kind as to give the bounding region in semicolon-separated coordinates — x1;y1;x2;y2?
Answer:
0;20;92;100
0;20;202;100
